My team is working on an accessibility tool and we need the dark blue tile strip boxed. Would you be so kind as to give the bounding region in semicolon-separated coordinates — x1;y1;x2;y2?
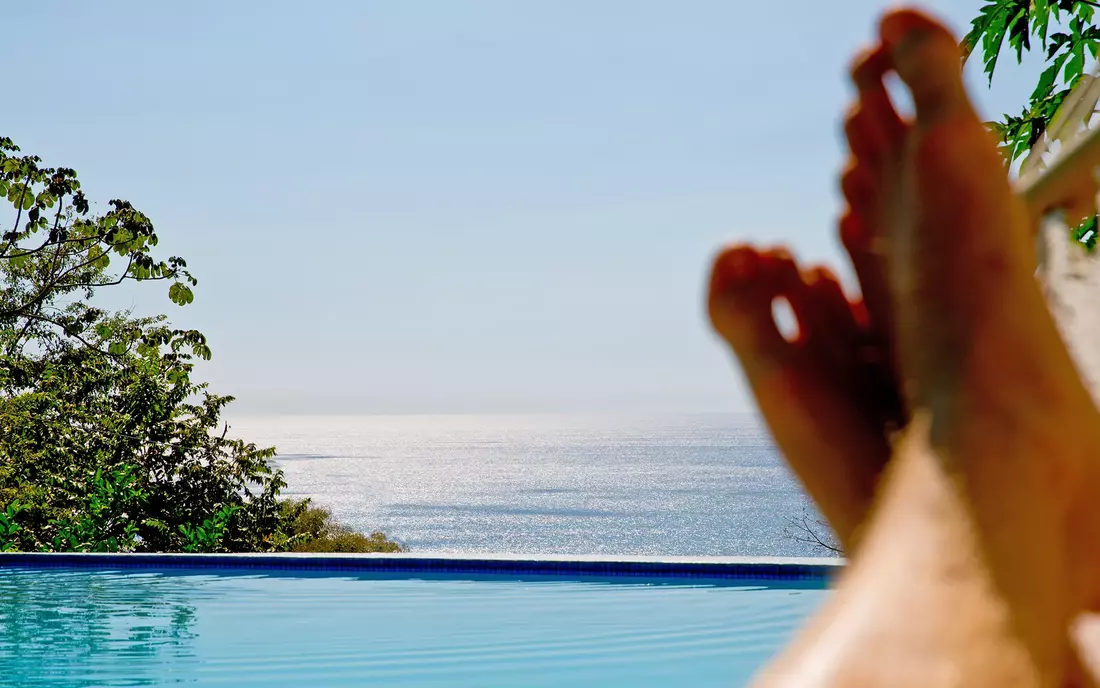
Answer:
0;553;838;584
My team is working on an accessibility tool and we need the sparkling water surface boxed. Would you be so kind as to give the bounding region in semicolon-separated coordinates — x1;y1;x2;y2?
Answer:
2;414;833;686
0;567;827;687
228;413;825;557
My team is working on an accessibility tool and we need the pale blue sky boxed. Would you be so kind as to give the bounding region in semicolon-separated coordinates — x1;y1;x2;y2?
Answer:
6;1;1049;415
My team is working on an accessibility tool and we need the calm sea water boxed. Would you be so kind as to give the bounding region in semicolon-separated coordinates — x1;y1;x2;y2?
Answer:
228;413;829;558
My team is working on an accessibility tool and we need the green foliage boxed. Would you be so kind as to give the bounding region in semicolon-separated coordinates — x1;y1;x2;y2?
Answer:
0;309;294;552
0;502;22;552
0;138;396;553
49;465;145;553
0;138;197;324
964;0;1100;162
964;1;1100;251
291;530;404;554
178;505;241;553
281;498;404;553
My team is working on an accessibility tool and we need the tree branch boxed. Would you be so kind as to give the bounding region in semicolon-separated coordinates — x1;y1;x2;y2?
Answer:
0;239;137;319
19;312;117;358
4;227;108;262
70;262;178;290
69;255;136;289
2;173;33;256
785;509;843;556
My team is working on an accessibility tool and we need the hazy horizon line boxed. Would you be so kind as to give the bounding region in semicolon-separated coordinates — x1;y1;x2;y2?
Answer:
226;409;763;420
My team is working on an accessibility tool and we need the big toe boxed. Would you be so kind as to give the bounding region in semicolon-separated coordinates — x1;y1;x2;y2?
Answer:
708;245;800;377
880;8;970;125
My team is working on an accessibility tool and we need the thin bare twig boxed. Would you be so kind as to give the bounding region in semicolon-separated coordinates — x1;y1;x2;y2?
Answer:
785;509;843;556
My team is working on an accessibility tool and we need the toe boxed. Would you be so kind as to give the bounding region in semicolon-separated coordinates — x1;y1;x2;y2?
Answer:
708;245;795;374
804;264;903;426
879;8;970;125
840;160;875;221
803;266;859;344
844;104;885;171
840;208;893;339
849;45;907;155
801;265;860;373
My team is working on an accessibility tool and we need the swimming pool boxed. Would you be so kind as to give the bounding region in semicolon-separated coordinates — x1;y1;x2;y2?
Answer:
0;554;833;687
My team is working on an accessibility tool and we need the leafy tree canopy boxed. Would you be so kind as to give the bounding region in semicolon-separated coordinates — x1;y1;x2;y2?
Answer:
0;138;400;554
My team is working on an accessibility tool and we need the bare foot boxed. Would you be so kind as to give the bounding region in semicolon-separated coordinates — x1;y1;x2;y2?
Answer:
810;8;1100;683
746;8;1100;686
707;245;900;549
864;6;1100;603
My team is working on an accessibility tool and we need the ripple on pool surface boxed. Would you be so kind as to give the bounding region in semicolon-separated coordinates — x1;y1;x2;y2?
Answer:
0;568;826;687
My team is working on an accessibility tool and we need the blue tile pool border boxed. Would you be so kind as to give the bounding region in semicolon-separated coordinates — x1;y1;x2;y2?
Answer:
0;552;841;583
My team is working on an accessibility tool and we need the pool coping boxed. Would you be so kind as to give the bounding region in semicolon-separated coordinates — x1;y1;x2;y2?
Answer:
0;552;843;583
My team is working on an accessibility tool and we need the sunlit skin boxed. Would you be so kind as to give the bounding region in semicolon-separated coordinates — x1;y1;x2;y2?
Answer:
709;7;1100;685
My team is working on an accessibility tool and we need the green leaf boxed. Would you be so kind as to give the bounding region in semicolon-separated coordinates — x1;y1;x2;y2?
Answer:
1065;43;1086;82
1032;58;1064;101
168;282;194;306
1079;2;1095;25
1034;1;1050;21
976;5;1010;83
1008;6;1032;61
35;191;56;208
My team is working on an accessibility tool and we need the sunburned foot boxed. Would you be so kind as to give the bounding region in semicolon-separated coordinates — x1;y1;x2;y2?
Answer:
707;244;901;549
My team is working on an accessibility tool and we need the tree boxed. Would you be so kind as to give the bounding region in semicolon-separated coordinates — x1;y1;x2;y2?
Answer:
0;137;199;351
0;138;400;553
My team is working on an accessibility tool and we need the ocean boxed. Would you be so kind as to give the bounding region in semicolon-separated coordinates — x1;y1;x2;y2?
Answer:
227;413;831;558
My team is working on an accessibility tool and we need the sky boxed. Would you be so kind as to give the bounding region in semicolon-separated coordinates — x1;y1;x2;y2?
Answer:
4;1;1053;415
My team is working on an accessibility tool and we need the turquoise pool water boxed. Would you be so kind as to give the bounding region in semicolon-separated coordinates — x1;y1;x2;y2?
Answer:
0;567;826;687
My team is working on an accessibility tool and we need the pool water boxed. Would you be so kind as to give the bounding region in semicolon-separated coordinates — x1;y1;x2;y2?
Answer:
0;567;826;687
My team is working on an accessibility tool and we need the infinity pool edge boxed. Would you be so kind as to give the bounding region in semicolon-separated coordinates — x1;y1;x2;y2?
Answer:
0;552;842;583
